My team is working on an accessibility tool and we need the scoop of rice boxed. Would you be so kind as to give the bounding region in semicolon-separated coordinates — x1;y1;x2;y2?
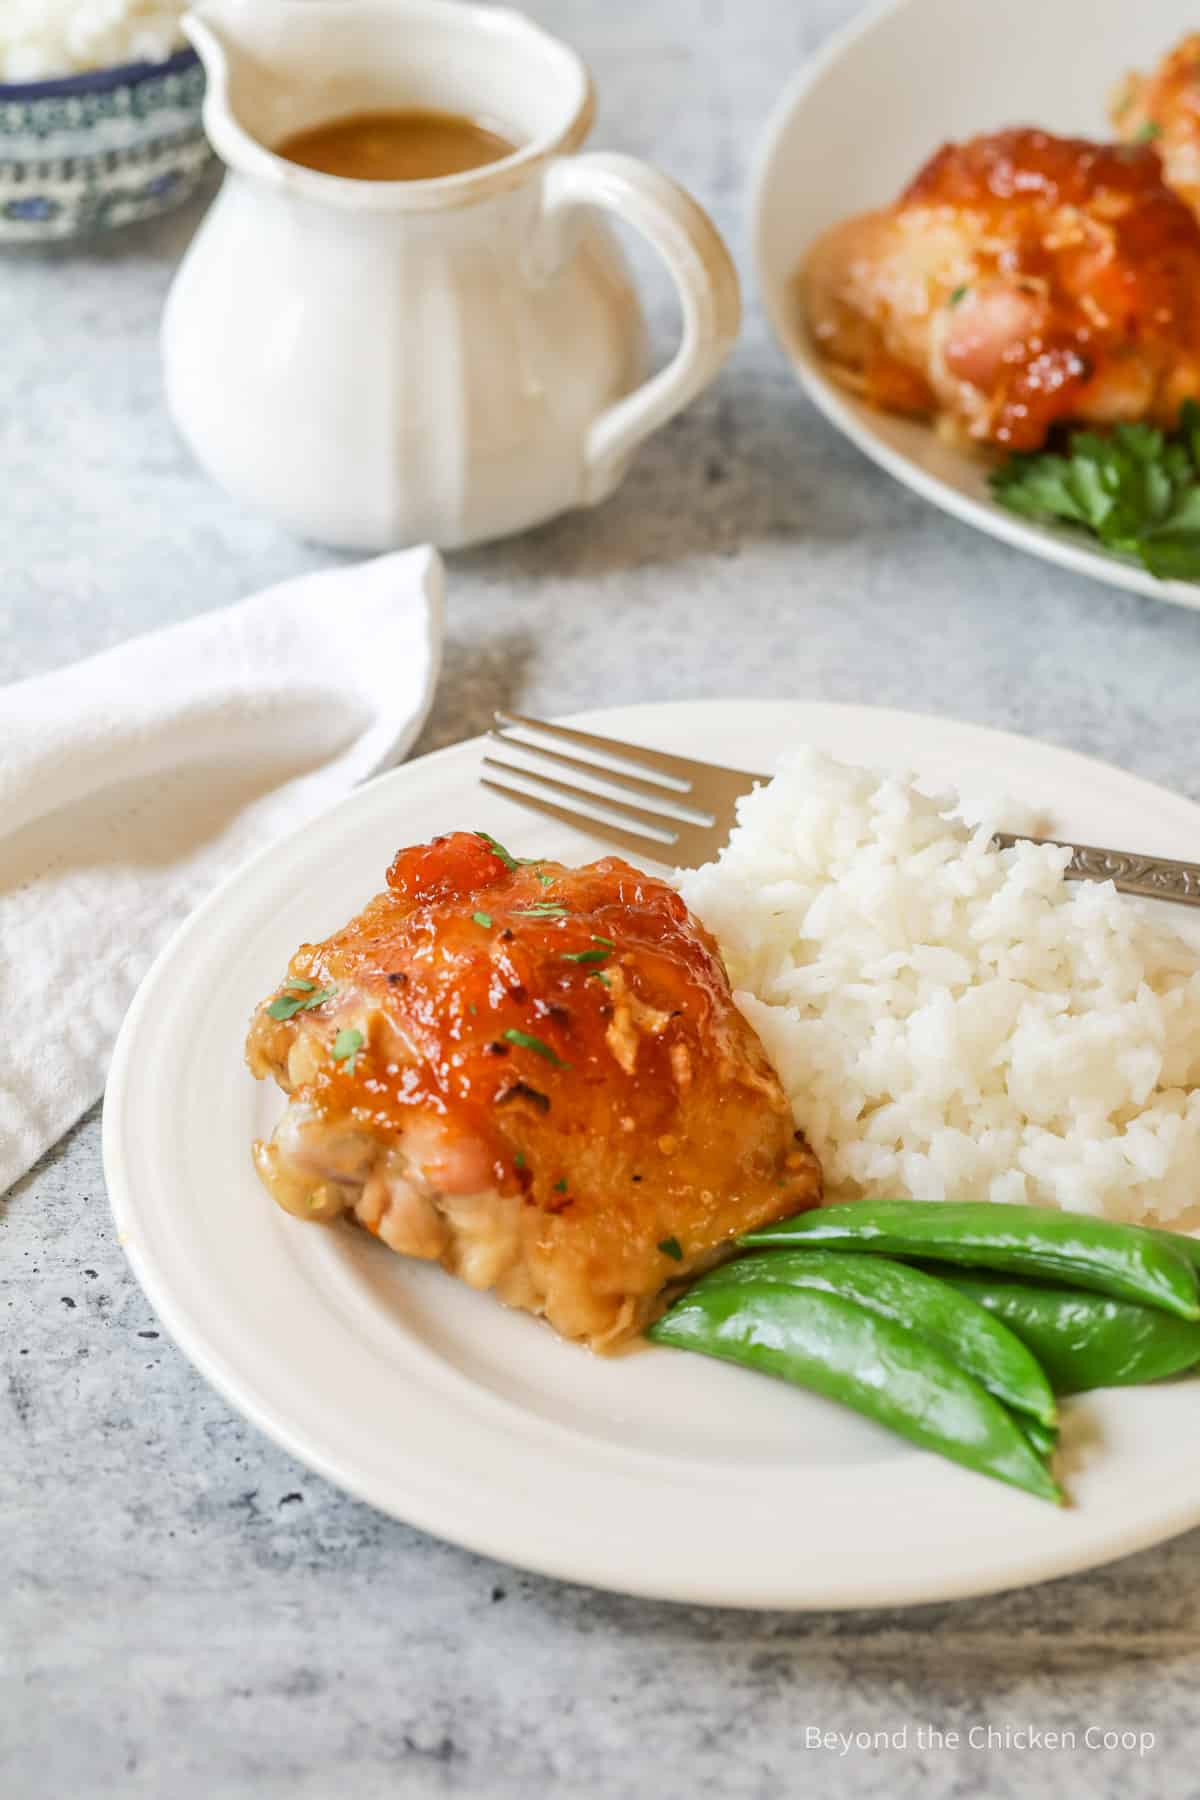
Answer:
1;1;185;83
680;748;1200;1225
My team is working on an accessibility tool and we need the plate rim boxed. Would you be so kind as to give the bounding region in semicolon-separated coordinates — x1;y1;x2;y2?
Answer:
747;0;1200;615
103;698;1200;1609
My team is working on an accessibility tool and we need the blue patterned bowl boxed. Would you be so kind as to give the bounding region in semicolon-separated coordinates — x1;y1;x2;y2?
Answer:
0;45;213;243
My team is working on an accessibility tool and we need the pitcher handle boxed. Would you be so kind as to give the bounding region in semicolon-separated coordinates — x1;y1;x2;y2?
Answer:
541;152;741;503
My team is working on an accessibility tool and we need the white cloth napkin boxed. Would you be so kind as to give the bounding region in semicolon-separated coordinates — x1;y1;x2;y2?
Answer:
0;546;444;1193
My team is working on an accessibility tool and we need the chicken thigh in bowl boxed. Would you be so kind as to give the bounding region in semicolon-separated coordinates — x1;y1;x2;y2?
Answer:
804;128;1200;450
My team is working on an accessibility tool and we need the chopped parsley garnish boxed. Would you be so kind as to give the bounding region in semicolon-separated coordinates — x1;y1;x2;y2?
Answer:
285;977;316;992
553;1178;568;1193
503;1028;568;1067
563;948;609;964
535;872;555;887
475;831;521;870
948;284;969;307
1133;119;1162;143
990;404;1200;582
511;904;569;919
590;971;612;987
472;911;493;929
332;1027;364;1073
514;1151;526;1169
266;985;336;1020
475;831;548;873
591;935;615;948
657;1237;684;1262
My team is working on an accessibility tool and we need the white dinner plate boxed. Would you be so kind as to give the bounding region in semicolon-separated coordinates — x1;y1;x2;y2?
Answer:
751;0;1200;612
104;700;1200;1609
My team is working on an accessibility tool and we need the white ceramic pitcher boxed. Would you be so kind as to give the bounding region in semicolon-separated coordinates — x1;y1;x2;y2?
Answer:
163;0;741;550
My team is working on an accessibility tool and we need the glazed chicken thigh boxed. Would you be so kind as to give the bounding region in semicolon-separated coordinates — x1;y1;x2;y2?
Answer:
804;129;1200;449
246;831;821;1349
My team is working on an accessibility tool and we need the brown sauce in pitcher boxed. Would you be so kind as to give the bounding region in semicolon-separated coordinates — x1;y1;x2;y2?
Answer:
276;107;518;181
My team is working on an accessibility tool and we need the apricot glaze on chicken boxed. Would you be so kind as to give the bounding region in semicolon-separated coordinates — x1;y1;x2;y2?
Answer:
803;129;1200;450
246;831;821;1350
1113;35;1200;222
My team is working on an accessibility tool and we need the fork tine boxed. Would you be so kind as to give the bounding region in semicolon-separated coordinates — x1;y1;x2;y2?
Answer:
494;710;708;790
480;778;679;861
482;756;689;836
487;730;716;816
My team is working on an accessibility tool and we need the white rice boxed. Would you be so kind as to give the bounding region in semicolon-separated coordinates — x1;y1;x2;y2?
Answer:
681;748;1200;1226
1;1;186;83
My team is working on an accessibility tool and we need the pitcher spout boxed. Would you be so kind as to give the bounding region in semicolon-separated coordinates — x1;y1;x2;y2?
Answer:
183;0;347;184
184;0;303;76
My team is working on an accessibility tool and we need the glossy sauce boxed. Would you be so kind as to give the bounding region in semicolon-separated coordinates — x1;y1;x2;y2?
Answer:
298;833;724;1190
255;831;818;1232
246;829;824;1351
901;130;1200;448
275;107;518;181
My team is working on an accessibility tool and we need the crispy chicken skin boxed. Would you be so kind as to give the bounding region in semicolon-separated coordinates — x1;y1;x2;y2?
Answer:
245;831;821;1350
804;129;1200;449
1114;35;1200;221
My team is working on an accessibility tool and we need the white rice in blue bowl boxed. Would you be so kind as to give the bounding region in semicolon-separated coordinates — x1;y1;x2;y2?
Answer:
0;2;213;242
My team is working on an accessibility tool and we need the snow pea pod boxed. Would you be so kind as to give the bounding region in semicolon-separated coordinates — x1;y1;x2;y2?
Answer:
741;1200;1200;1321
648;1281;1062;1504
936;1273;1200;1394
1152;1227;1200;1273
1020;1416;1058;1461
691;1250;1056;1426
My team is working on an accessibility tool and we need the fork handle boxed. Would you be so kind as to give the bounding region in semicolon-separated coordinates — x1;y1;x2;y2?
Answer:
993;834;1200;906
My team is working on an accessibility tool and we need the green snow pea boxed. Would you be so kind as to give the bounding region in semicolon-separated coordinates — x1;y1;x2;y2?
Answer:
1152;1226;1200;1274
936;1273;1200;1394
1018;1416;1059;1462
690;1249;1056;1426
648;1280;1062;1504
740;1200;1200;1321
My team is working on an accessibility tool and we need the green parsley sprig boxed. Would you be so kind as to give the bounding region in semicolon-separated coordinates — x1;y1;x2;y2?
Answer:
332;1027;364;1074
267;982;336;1021
990;403;1200;581
503;1027;569;1068
474;830;522;870
474;831;550;874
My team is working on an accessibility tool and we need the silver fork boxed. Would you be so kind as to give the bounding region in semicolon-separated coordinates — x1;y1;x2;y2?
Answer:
481;711;1200;905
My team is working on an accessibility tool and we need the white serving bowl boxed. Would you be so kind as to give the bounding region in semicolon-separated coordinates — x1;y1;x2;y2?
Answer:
750;0;1200;611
